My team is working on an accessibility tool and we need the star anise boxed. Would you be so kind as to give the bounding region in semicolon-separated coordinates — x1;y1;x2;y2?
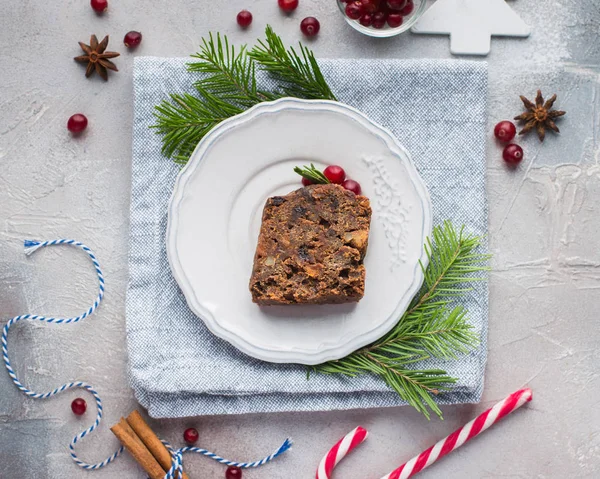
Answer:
514;90;566;142
74;35;120;81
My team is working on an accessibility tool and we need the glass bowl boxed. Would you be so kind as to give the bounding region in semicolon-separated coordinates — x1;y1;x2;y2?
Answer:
337;0;427;38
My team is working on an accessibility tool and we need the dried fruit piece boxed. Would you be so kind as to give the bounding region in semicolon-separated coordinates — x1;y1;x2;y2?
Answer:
323;165;346;184
342;179;362;195
372;11;387;28
67;114;88;133
183;427;199;444
91;0;108;13
71;398;87;415
359;14;373;26
124;31;142;48
278;0;299;12
503;144;524;164
226;466;243;479
387;13;404;28
301;16;320;36
346;2;363;20
494;120;517;142
361;0;379;14
387;0;407;9
398;0;414;15
237;10;253;27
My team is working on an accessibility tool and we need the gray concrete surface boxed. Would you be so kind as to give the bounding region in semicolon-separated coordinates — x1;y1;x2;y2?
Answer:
1;0;599;477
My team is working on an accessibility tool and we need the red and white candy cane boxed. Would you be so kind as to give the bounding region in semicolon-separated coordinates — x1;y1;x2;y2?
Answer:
379;388;533;479
316;426;368;479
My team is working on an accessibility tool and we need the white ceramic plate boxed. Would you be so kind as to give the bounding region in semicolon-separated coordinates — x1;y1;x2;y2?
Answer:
167;98;432;365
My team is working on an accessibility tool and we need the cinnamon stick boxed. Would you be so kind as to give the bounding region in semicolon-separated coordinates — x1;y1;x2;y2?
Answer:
126;410;190;479
111;417;166;479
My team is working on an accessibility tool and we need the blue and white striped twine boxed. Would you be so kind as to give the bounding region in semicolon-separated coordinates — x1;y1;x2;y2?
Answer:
2;239;292;475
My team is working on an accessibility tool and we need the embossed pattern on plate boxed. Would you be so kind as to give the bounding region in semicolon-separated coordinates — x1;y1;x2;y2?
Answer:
364;156;413;270
167;98;432;364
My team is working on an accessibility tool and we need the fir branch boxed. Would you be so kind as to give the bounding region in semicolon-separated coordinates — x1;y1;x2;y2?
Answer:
188;32;280;107
294;164;330;184
311;221;490;419
249;26;337;101
152;27;336;163
153;90;244;163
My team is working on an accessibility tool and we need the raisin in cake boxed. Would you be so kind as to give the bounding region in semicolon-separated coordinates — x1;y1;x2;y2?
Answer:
249;183;372;305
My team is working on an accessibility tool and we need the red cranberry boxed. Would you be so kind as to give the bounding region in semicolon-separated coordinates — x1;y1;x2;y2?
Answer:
278;0;299;12
494;121;517;142
342;179;362;195
372;11;387;28
124;31;142;48
323;165;346;184
300;17;320;37
71;398;87;416
90;0;108;13
302;177;313;187
360;0;379;14
386;0;407;9
345;2;364;20
387;13;403;28
183;427;199;444
237;10;253;28
359;14;373;26
67;114;88;133
502;144;524;164
399;0;414;15
226;466;243;479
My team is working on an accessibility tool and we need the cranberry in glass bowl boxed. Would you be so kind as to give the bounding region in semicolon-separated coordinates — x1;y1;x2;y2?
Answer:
336;0;426;37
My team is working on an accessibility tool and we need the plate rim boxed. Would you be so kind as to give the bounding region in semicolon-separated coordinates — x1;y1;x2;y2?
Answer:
166;97;433;364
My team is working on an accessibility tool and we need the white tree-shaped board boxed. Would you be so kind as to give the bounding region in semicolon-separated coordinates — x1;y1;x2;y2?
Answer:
412;0;531;56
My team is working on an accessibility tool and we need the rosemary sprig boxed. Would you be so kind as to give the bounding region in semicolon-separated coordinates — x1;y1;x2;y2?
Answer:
311;221;490;419
152;27;335;164
294;164;330;184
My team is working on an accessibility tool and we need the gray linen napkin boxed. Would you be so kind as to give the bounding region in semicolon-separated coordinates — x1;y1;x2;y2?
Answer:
127;57;488;418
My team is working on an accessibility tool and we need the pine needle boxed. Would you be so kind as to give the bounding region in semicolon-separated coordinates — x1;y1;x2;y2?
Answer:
310;221;490;419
